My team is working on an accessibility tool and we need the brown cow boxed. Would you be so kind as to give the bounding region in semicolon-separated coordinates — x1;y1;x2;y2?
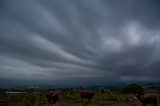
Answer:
46;92;59;106
136;94;158;106
80;91;95;103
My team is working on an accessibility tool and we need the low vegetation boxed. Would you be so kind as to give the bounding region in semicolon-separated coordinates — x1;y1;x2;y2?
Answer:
0;91;160;106
0;84;160;106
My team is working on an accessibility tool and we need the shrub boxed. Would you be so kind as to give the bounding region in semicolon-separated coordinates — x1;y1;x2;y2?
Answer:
121;84;144;95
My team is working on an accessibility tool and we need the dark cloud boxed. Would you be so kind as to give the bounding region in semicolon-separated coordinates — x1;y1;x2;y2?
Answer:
0;0;160;84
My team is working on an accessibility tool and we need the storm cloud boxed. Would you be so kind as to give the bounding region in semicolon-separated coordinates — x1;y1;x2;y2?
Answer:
0;0;160;84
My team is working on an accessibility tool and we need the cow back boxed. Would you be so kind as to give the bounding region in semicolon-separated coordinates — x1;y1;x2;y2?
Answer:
80;91;95;98
136;95;157;103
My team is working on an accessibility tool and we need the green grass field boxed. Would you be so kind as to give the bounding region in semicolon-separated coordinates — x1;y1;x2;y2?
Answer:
0;91;159;106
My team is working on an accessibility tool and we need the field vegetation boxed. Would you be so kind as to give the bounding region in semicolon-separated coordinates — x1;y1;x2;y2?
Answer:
0;90;160;106
0;84;159;106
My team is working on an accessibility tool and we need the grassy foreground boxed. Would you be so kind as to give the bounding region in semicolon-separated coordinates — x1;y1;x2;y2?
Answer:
0;91;159;106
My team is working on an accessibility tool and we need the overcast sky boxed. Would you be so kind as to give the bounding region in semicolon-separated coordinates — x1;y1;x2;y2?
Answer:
0;0;160;84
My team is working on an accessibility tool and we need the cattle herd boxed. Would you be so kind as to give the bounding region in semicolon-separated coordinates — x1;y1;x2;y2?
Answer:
46;91;159;106
46;91;95;106
0;91;159;106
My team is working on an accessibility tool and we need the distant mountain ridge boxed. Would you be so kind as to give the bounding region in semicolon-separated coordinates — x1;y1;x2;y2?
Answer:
0;78;160;90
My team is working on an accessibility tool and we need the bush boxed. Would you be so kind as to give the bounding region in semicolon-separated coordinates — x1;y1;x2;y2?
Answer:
121;84;144;95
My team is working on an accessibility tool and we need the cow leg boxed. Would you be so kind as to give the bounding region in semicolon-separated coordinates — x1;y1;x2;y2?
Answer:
154;102;158;106
154;101;158;106
143;103;146;106
56;102;59;106
81;97;83;102
153;103;155;106
50;104;53;106
87;98;91;104
153;102;156;106
54;102;58;106
156;100;158;106
55;102;59;106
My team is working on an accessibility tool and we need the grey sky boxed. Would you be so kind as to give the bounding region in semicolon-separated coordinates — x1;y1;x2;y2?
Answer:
0;0;160;83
